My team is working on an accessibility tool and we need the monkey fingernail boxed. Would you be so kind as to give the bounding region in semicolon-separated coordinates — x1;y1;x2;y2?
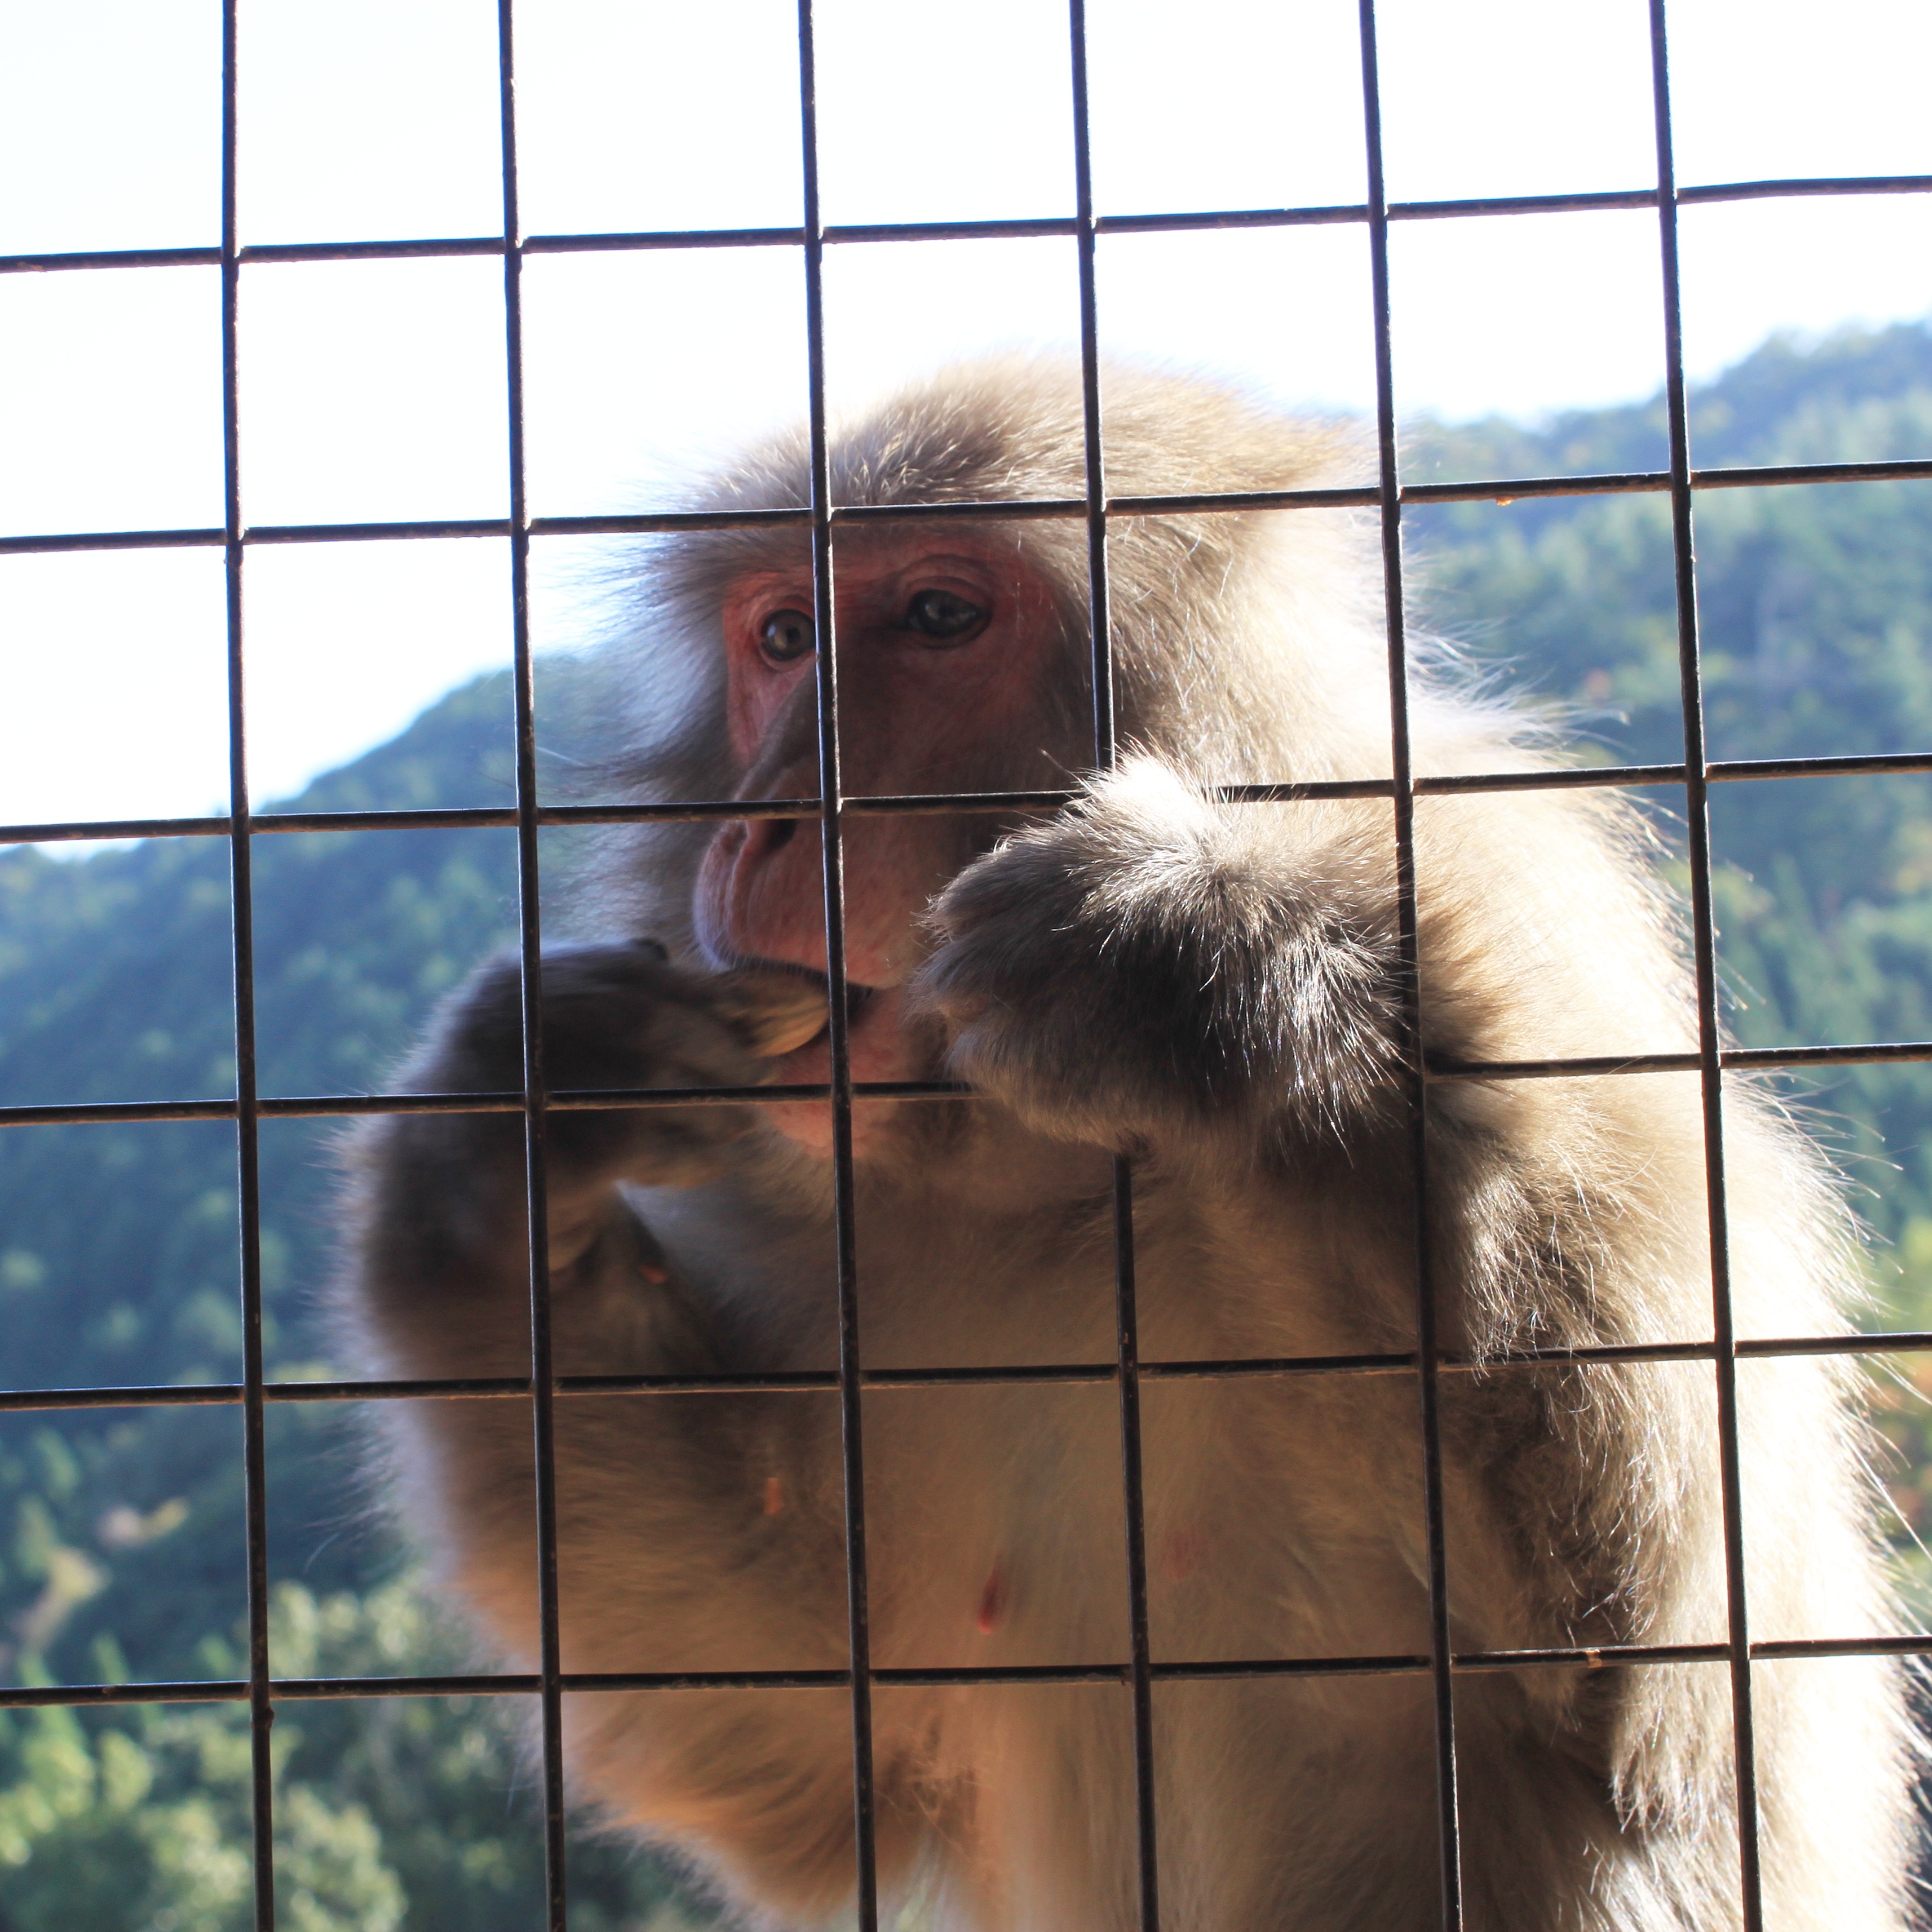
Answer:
716;968;830;1058
762;1476;784;1516
637;1261;669;1285
751;1007;828;1058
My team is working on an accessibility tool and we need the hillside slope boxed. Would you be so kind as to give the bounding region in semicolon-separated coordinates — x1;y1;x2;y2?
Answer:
0;681;692;1930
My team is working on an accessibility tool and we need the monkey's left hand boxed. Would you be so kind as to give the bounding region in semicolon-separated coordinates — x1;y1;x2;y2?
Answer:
913;757;1404;1146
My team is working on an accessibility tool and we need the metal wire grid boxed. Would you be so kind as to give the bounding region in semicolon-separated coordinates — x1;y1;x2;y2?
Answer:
1;3;1931;1929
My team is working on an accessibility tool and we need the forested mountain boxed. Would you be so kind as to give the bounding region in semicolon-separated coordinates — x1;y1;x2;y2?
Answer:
1411;323;1932;1266
2;320;1931;1926
0;685;686;1928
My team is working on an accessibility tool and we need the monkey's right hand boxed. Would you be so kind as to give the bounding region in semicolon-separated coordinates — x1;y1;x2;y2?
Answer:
400;942;828;1193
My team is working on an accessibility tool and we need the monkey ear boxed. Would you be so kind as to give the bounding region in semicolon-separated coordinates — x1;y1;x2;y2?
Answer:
712;968;829;1058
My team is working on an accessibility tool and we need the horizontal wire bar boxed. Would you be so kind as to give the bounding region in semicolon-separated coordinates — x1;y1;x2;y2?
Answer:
845;787;1071;814
1146;1350;1416;1379
1099;203;1371;234
1676;173;1932;205
833;496;1090;524
525;226;803;254
559;1371;838;1396
9;454;1929;562
1429;1053;1702;1082
0;814;236;844
1691;458;1932;493
8;1624;1928;1711
0;1097;243;1126
246;516;509;544
17;742;1932;848
243;236;509;265
1389;189;1660;221
528;507;811;536
873;1663;1132;1685
1156;1654;1435;1681
1112;485;1382;514
275;1671;538;1696
10;1330;1932;1416
859;1363;1118;1388
0;524;229;555
1705;750;1932;782
7;1024;1932;1131
8;171;1930;281
1728;1039;1932;1070
555;1669;850;1691
1734;1331;1932;1358
1412;763;1679;793
1429;1036;1932;1082
0;1381;248;1413
6;1024;1932;1133
826;216;1081;243
0;1678;254;1707
0;245;225;272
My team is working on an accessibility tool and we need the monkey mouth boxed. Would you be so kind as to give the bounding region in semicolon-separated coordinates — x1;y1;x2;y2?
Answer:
729;964;921;1106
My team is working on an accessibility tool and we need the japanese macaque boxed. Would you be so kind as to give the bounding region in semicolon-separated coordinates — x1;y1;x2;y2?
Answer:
340;361;1918;1931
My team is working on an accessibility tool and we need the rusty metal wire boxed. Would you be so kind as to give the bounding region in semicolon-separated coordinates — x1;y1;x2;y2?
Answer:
6;5;1932;1928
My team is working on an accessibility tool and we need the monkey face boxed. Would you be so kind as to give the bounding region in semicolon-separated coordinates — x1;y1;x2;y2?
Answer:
691;535;1075;1142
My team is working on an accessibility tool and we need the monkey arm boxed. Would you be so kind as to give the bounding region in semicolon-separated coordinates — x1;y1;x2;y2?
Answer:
340;939;847;1649
339;947;880;1908
340;942;806;1646
912;756;1718;1540
914;756;1411;1150
350;941;824;1279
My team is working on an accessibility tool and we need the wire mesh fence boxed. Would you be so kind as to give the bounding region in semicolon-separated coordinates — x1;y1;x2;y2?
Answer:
4;4;1932;1930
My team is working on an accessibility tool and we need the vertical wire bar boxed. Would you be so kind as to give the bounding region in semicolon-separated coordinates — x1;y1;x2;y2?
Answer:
1067;7;1159;1928
1354;6;1464;1925
793;8;880;1928
1643;7;1762;1924
1107;1157;1158;1930
221;2;277;1924
493;6;571;1925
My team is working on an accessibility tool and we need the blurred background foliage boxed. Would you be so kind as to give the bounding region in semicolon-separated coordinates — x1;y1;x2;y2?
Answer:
4;320;1932;1922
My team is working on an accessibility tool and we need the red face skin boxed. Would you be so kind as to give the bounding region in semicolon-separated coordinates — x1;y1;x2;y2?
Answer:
695;538;1065;1155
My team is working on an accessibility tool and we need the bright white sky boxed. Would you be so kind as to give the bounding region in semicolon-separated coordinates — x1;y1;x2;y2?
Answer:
2;0;1929;831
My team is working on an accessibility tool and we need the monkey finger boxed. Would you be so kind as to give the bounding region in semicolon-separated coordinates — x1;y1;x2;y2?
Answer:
709;968;831;1059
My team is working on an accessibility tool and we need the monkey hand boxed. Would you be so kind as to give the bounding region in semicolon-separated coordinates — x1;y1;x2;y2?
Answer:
913;758;1404;1147
396;942;827;1196
350;946;829;1367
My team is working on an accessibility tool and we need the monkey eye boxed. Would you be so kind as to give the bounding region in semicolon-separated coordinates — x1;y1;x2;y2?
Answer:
903;588;988;644
758;608;816;664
